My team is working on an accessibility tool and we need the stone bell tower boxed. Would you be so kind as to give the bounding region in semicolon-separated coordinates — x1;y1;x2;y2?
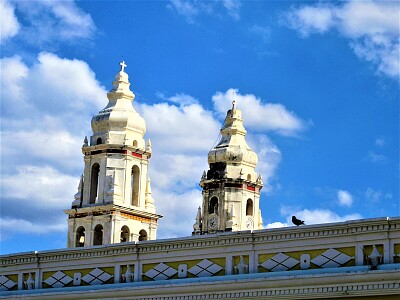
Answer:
193;101;263;235
65;62;161;248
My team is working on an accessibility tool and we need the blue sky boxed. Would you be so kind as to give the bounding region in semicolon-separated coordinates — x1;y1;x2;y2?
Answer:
0;0;399;255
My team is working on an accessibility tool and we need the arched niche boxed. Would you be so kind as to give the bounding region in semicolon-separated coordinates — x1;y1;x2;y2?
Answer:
93;224;103;246
121;225;130;243
131;165;140;206
139;229;148;241
75;226;85;247
89;163;100;204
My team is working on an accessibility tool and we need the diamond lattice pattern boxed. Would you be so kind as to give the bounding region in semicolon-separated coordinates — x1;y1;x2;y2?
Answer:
82;268;112;285
188;259;223;277
145;262;178;281
44;271;73;288
261;253;299;272
0;275;17;291
311;248;352;268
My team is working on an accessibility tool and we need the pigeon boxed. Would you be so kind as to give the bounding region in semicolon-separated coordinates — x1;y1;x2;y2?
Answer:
292;216;305;226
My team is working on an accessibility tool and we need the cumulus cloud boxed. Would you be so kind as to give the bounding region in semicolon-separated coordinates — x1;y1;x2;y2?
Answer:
0;0;20;44
247;134;281;192
12;0;95;46
212;88;308;136
167;0;241;23
0;166;76;240
1;53;106;123
283;1;400;78
138;101;220;154
337;190;353;207
155;188;202;238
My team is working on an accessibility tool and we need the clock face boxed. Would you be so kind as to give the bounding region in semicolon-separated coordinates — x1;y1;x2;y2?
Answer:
245;217;254;229
209;216;218;230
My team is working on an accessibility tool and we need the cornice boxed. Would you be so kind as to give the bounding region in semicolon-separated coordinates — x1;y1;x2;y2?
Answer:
1;217;399;266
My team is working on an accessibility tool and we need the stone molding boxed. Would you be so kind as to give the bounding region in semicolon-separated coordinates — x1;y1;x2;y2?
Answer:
1;217;399;267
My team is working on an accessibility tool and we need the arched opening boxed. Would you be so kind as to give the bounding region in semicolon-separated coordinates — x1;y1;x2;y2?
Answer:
131;165;140;206
132;140;138;148
209;197;218;214
120;225;130;243
247;174;251;181
75;226;85;247
246;199;253;216
89;163;100;204
93;224;103;245
96;137;102;145
139;229;148;241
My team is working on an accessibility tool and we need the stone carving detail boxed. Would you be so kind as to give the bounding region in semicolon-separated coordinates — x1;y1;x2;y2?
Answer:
0;275;17;291
44;271;73;288
122;265;134;283
82;268;113;285
311;248;353;268
144;263;177;281
178;264;188;278
24;273;35;290
234;256;248;274
261;253;299;272
188;259;223;277
366;245;383;269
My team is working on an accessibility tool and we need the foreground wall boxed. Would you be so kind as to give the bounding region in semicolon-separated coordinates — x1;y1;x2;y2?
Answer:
1;217;399;299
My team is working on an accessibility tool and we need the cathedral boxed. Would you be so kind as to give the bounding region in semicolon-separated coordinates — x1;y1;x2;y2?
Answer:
0;64;399;299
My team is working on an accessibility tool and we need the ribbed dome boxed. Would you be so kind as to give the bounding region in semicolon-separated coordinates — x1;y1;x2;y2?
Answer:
208;101;258;168
90;62;146;147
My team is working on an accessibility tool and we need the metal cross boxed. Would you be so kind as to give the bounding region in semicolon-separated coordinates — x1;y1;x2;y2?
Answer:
119;61;127;72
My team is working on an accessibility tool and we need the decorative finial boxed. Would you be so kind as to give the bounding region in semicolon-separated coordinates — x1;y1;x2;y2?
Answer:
232;90;237;109
119;61;127;72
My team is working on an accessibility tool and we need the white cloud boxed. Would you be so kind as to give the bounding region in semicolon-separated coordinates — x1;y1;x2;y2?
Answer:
1;53;106;124
1;130;83;171
167;0;240;23
1;165;78;209
285;5;334;37
280;207;362;226
337;190;353;207
283;1;400;78
155;188;202;239
138;101;220;154
13;0;95;46
247;134;281;192
0;217;66;241
264;222;286;229
212;88;308;136
222;0;241;21
365;187;392;204
366;151;388;164
0;0;20;44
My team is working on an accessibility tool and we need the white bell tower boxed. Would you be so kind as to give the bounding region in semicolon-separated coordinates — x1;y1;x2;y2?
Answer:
193;101;263;235
65;62;161;248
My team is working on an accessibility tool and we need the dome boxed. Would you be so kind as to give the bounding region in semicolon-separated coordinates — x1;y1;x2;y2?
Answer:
90;62;146;146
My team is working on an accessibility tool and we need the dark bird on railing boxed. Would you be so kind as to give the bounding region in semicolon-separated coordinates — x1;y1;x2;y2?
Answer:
292;216;305;226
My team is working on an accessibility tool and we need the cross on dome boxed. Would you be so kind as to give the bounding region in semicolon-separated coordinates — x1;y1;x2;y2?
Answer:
119;61;127;72
232;100;237;109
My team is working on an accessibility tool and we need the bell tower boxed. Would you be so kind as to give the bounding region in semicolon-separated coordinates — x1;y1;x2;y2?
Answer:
65;62;161;248
193;101;263;235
